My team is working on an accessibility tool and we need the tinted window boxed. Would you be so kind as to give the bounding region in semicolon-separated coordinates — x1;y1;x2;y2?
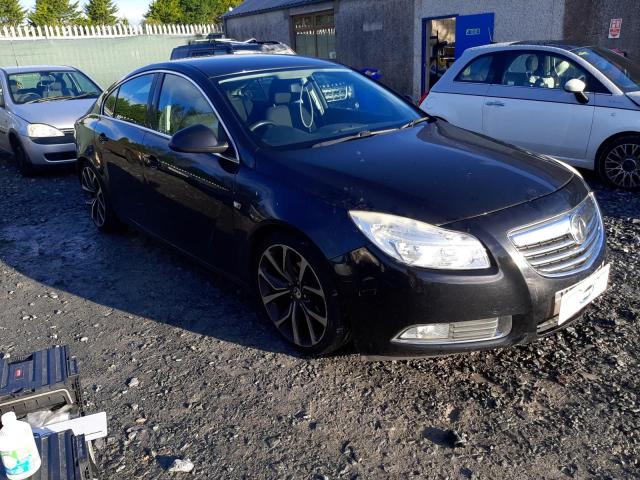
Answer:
103;88;118;117
501;52;598;91
113;75;153;126
456;55;496;83
154;74;225;141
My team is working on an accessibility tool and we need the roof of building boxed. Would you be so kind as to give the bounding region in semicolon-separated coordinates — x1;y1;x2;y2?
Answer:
223;0;328;19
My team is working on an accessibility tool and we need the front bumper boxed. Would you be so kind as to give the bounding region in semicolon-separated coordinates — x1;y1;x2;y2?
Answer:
19;132;76;166
332;177;607;358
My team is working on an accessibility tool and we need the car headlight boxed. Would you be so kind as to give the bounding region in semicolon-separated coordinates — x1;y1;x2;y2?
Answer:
349;211;490;270
27;123;65;138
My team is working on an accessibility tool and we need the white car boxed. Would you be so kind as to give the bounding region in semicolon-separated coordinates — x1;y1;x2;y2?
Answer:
420;41;640;190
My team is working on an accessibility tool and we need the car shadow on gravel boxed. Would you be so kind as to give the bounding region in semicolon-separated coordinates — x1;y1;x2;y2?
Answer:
0;157;327;358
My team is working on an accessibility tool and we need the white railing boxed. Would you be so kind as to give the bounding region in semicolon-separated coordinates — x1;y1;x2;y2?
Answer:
0;23;223;40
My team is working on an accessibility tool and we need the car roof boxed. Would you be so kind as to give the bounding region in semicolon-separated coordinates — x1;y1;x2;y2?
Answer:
0;65;77;75
468;40;593;53
133;54;341;79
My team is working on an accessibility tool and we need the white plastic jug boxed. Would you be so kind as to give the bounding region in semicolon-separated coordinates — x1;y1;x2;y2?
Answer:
0;412;41;480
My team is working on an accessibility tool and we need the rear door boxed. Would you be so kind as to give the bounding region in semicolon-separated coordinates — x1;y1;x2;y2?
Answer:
94;73;155;223
140;72;238;267
482;50;597;162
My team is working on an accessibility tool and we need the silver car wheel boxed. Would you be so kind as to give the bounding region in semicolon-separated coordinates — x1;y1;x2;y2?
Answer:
258;244;328;347
81;166;106;228
604;143;640;189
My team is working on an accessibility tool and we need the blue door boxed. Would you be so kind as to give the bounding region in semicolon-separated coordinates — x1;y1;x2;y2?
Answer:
455;13;494;59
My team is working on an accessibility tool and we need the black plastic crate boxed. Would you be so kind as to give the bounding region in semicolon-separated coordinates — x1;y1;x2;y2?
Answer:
0;430;95;480
0;346;83;419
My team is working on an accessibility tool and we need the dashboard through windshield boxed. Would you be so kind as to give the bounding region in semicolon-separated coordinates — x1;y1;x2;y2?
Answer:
7;70;101;104
215;68;421;149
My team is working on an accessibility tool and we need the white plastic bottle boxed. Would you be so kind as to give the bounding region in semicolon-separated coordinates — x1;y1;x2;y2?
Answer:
0;412;41;480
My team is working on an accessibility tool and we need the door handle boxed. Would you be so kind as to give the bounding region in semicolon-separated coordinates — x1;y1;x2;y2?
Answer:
485;100;505;107
98;133;109;144
143;154;160;169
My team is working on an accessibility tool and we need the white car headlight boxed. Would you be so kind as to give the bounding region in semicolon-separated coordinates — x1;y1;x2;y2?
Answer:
349;211;490;270
27;123;65;138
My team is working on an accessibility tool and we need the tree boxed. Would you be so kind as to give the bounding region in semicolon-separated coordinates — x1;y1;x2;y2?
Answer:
0;0;25;26
210;0;242;21
84;0;118;25
144;0;182;24
29;0;82;26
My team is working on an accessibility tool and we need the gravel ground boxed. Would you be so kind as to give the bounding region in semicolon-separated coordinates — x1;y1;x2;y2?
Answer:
0;154;638;480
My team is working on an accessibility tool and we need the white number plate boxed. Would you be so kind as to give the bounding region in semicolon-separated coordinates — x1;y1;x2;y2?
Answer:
555;264;609;325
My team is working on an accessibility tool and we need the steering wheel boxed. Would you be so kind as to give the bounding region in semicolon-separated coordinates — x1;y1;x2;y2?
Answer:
249;120;278;132
20;92;41;102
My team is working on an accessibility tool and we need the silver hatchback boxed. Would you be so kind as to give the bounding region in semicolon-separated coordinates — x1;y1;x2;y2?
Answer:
0;65;102;175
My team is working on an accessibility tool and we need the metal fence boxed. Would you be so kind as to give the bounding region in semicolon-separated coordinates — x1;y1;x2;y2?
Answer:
0;24;224;88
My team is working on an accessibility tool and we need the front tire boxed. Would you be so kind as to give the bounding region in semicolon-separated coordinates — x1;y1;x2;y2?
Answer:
13;140;35;176
80;163;121;232
597;135;640;191
255;233;350;356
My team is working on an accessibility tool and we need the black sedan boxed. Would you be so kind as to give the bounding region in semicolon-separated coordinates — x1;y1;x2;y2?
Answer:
75;54;608;358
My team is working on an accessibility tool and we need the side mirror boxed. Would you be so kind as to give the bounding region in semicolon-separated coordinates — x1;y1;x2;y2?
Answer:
564;79;589;104
169;124;229;154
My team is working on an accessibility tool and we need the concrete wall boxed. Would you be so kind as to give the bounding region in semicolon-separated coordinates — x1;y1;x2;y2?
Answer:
563;0;640;60
0;35;197;89
412;0;566;97
225;9;292;44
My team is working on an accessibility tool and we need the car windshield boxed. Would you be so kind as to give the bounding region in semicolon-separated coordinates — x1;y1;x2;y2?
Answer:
573;47;640;92
7;70;101;104
215;68;421;149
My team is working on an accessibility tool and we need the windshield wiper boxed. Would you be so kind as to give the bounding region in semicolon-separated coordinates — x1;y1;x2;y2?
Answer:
312;128;396;148
401;116;431;129
25;93;98;104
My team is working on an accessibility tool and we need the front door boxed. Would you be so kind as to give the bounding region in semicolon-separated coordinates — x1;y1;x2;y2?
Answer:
483;51;596;162
94;73;155;224
141;73;237;267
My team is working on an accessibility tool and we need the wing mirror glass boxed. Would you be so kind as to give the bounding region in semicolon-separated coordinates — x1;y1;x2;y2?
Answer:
564;79;589;104
169;124;229;154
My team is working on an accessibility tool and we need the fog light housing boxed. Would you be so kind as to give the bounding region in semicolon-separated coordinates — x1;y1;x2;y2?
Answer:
393;316;512;345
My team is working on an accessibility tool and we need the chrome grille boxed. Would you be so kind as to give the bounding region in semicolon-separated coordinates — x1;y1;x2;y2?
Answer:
509;194;604;277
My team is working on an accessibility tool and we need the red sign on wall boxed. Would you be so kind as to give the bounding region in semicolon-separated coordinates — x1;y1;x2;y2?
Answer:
609;18;622;39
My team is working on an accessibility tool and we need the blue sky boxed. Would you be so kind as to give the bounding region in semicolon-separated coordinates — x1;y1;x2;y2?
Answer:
20;0;150;25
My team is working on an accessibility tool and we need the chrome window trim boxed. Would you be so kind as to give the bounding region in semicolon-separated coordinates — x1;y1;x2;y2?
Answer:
99;69;240;164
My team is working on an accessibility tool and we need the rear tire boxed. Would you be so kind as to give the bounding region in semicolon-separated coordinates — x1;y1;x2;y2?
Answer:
254;232;350;356
597;135;640;191
12;139;35;177
79;162;121;232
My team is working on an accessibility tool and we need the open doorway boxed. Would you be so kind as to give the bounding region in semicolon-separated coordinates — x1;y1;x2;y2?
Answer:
420;13;495;97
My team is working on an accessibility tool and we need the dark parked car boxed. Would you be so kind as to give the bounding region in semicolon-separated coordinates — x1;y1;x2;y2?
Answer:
170;38;295;60
75;55;608;358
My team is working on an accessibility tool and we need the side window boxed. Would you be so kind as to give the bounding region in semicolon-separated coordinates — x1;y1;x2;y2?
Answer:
501;52;591;90
103;88;118;117
153;74;226;143
455;55;496;83
113;75;153;126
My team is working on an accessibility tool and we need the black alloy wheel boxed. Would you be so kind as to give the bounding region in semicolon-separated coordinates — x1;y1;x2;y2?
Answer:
256;234;349;355
80;163;120;231
598;136;640;191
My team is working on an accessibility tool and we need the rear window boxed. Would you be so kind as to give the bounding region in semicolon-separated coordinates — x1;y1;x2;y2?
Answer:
455;55;496;83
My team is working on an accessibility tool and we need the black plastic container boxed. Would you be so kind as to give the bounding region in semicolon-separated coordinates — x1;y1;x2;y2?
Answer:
0;346;83;420
0;430;94;480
